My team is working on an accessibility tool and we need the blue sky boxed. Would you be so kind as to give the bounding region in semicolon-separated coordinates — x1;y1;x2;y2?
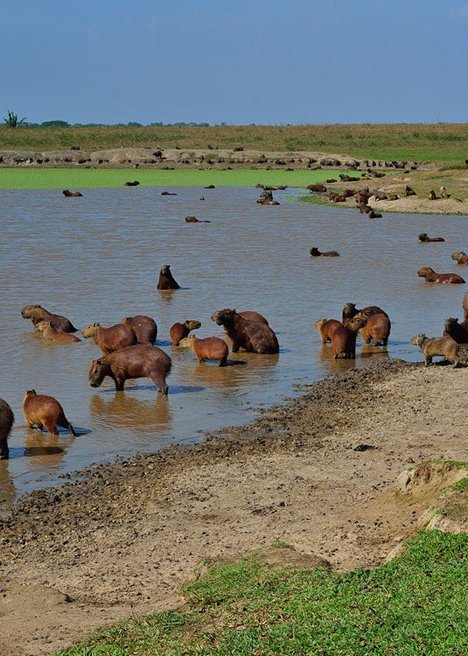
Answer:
2;0;468;125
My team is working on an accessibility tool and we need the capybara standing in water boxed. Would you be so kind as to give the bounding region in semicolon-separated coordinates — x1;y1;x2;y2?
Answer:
23;390;76;436
451;251;468;265
443;317;468;344
0;398;14;460
417;267;465;284
36;320;81;343
169;320;202;346
121;315;157;344
179;334;229;366
342;303;389;324
21;304;77;332
314;318;343;344
82;322;137;354
411;334;459;367
331;316;367;359
157;265;180;290
352;312;391;346
88;344;172;394
211;308;279;354
418;233;445;243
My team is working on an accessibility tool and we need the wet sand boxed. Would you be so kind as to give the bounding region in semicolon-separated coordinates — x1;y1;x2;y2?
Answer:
0;360;466;656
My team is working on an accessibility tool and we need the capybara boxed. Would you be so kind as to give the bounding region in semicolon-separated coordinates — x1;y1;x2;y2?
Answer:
314;318;343;344
417;267;465;284
82;322;137;354
451;251;468;265
310;247;340;257
342;303;389;323
331;316;367;359
169;320;201;346
23;390;76;436
368;210;382;219
179;334;229;366
36;320;81;343
0;398;14;460
464;292;468;321
353;312;391;346
418;233;445;243
185;215;211;223
62;189;83;197
88;344;172;394
238;311;269;326
410;334;459;367
211;308;279;354
21;304;77;333
157;264;180;290
121;315;157;344
124;180;140;186
443;317;468;344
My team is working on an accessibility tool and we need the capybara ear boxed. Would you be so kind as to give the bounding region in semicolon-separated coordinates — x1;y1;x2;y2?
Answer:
93;322;100;327
96;358;103;365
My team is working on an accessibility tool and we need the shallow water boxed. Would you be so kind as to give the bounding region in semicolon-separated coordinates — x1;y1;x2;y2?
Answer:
0;186;466;501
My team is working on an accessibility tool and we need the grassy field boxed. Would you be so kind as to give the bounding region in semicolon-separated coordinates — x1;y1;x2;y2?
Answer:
57;530;467;656
1;124;468;163
0;168;352;190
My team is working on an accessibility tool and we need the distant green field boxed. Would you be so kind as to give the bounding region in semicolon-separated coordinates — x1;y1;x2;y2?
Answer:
0;168;351;190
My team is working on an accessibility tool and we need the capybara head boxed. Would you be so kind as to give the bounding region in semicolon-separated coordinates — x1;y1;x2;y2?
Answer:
179;334;195;349
88;359;108;387
410;334;426;347
342;303;357;319
36;320;53;332
417;267;434;278
314;318;327;331
23;389;37;402
451;251;466;261
345;316;367;332
310;247;321;256
21;304;43;319
211;308;236;326
418;233;428;242
444;317;459;331
82;322;101;338
184;320;201;330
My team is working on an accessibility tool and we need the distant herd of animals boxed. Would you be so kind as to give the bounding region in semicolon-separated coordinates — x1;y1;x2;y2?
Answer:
1;185;467;463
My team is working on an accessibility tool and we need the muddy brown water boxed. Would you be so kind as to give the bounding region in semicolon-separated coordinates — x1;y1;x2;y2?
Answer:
0;186;466;501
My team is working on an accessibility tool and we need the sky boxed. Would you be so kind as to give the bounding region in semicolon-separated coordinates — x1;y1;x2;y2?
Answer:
2;0;468;125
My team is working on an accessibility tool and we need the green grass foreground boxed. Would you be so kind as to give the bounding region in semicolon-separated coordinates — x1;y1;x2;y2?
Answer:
0;168;347;190
1;124;468;162
57;531;467;656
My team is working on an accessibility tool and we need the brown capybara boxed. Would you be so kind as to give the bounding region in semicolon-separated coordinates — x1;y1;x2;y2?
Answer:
82;322;137;354
443;317;468;344
464;292;468;321
185;216;211;223
211;308;279;354
62;189;83;197
21;304;77;332
410;334;459;367
124;180;140;186
331;316;367;359
179;334;229;366
121;315;157;344
88;344;172;394
417;267;465;284
314;318;343;344
23;390;76;436
353;312;391;346
157;264;180;290
238;311;270;326
451;251;468;265
36;320;81;343
169;320;201;347
418;233;445;243
342;303;389;324
310;247;340;257
0;398;14;460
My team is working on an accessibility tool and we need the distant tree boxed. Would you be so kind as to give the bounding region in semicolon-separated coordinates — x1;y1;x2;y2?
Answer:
40;120;70;127
3;110;27;127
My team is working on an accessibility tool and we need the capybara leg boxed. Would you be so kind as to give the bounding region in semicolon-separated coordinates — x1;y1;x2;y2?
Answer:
68;423;77;436
151;374;169;395
114;377;125;391
0;440;8;460
424;356;432;366
43;421;59;436
219;357;227;367
452;358;459;368
197;357;205;364
231;342;240;353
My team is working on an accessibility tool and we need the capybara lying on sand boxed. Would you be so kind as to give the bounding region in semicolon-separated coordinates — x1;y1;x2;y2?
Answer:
23;390;76;436
88;344;172;394
82;322;137;354
37;320;81;343
443;317;468;344
169;320;201;346
0;398;14;460
417;267;465;284
121;315;157;344
157;265;180;290
21;304;77;333
211;308;279;354
179;334;229;366
411;334;459;367
314;318;343;344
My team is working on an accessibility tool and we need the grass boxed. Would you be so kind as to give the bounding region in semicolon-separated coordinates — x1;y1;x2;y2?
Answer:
56;531;467;656
0;168;351;190
1;124;468;163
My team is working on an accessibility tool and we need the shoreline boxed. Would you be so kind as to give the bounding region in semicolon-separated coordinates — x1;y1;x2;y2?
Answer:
0;360;466;655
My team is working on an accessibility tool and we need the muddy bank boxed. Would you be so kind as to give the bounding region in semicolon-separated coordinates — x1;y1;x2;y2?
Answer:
0;360;466;655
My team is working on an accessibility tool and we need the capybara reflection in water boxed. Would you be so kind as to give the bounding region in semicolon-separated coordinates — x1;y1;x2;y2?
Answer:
314;318;343;344
0;398;14;460
342;303;389;324
169;320;201;347
211;308;279;354
417;267;465;284
418;233;445;243
23;390;76;436
157;265;180;290
443;317;468;344
411;334;459;368
351;312;391;346
310;247;340;257
179;334;229;366
21;304;77;333
82;322;137;355
36;321;81;343
451;251;468;265
62;189;83;197
331;316;367;359
121;315;157;344
88;344;172;394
